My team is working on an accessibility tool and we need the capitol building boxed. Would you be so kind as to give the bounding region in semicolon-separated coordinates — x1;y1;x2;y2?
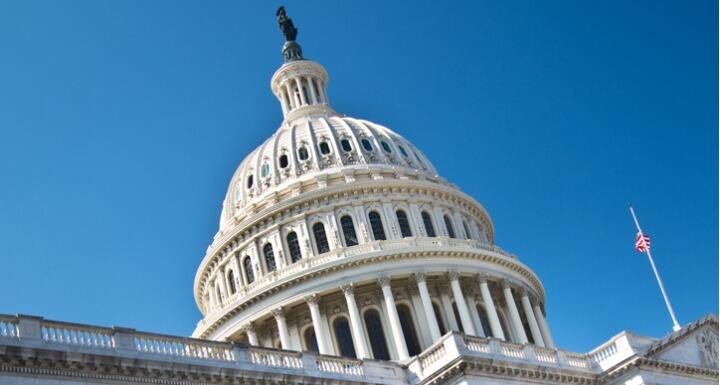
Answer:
0;8;717;385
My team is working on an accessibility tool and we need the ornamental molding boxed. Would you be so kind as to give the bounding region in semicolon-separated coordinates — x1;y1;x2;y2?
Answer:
196;178;496;304
195;248;545;339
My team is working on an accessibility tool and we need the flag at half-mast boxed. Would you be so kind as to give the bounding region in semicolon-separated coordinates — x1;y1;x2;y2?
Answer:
635;232;651;252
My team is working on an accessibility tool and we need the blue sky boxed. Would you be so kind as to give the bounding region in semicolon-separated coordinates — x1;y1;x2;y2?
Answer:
0;1;716;352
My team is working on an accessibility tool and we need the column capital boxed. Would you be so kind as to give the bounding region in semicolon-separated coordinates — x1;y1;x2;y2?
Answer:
340;283;355;295
271;307;286;319
500;279;512;290
448;270;461;282
305;293;321;306
377;275;391;288
518;287;530;299
413;272;426;283
240;322;256;333
476;273;490;284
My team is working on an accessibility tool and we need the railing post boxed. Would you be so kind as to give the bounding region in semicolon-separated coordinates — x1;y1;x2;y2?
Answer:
522;344;537;361
16;315;43;343
556;349;570;368
232;343;251;365
301;351;320;376
112;327;136;354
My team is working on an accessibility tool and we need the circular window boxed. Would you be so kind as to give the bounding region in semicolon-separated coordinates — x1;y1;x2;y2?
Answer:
261;162;270;178
398;145;408;157
340;138;352;152
319;141;331;155
246;174;254;189
361;138;373;152
279;154;289;169
298;146;309;161
381;141;392;153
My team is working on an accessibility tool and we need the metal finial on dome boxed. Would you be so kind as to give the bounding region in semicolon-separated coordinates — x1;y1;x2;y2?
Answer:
276;6;303;62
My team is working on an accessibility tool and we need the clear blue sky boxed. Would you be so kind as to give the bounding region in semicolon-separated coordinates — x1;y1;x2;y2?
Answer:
0;1;716;352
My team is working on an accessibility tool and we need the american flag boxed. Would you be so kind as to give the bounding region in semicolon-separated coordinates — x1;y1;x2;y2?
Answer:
635;232;651;252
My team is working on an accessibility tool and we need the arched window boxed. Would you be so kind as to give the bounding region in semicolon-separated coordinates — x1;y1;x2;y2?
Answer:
243;256;255;284
312;222;330;254
422;211;436;237
398;145;409;157
451;302;464;333
361;138;373;152
286;232;302;263
396;304;421;356
319;141;331;155
333;317;356;358
368;211;386;241
444;215;456;238
432;302;447;335
298;146;309;161
261;162;270;178
363;309;390;360
381;141;392;153
215;284;222;304
246;174;254;189
304;327;319;353
278;154;289;169
340;138;352;152
396;210;412;238
340;215;358;247
263;243;276;272
463;221;471;240
476;305;492;338
227;270;236;294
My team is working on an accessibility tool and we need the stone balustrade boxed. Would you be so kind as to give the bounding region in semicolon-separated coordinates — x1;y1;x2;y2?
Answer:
0;314;407;385
0;314;674;385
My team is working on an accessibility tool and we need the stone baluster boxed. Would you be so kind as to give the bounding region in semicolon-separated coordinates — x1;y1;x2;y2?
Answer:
341;284;371;359
378;276;409;360
414;273;442;341
477;275;505;340
448;271;476;336
305;294;332;355
501;280;528;344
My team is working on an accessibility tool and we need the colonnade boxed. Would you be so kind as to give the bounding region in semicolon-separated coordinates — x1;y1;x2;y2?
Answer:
278;76;328;115
238;271;555;361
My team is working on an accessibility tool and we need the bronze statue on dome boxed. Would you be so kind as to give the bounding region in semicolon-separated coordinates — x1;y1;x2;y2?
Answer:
277;6;297;42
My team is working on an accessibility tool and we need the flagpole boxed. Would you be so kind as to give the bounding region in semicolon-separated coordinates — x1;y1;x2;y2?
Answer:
629;205;681;332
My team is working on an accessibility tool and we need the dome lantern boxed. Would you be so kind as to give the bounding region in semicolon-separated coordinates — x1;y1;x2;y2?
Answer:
272;6;334;120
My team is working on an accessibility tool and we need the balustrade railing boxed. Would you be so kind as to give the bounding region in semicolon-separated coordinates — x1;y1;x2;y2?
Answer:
41;320;115;349
0;316;18;338
250;348;303;368
316;356;364;376
134;333;234;361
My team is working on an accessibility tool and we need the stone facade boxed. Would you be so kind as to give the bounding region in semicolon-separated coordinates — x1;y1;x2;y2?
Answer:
1;9;717;385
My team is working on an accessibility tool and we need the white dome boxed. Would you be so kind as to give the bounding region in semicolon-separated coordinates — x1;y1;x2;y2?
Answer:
219;113;442;231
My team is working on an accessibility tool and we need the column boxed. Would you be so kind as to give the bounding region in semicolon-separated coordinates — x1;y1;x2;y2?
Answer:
305;294;332;355
501;280;528;344
272;307;291;350
218;272;228;300
378;276;409;360
232;255;243;288
533;302;556;349
477;275;505;340
295;78;307;106
439;286;459;331
243;322;259;346
520;290;545;347
284;82;295;110
448;271;476;336
414;273;442;341
318;80;328;104
341;284;371;359
465;292;486;337
306;76;318;104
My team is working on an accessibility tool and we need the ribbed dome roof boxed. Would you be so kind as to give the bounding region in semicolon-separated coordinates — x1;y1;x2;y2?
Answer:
218;113;441;229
